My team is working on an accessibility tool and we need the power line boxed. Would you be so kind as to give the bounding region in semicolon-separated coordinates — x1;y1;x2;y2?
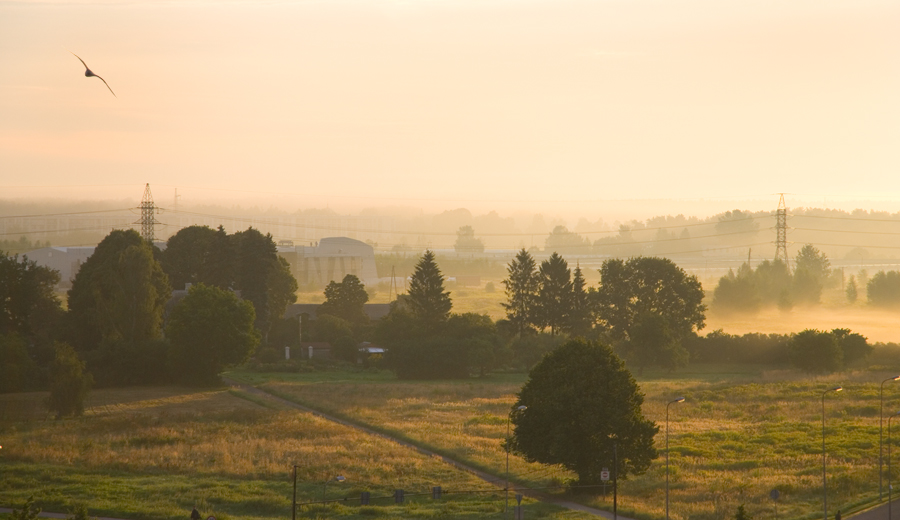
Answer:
0;208;133;219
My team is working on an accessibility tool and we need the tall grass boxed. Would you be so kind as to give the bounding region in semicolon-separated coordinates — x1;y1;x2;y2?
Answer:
0;386;595;520
244;367;900;520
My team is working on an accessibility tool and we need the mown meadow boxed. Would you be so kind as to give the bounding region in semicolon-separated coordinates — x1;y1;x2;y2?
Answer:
0;386;596;520
229;364;900;520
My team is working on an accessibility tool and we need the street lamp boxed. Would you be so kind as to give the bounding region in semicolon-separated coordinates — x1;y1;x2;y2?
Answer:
506;405;527;520
889;411;900;520
292;465;301;520
322;475;345;501
822;386;843;520
666;397;685;520
881;376;900;500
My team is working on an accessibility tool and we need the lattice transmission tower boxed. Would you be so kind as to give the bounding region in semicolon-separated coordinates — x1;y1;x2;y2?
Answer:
774;193;790;269
136;183;161;242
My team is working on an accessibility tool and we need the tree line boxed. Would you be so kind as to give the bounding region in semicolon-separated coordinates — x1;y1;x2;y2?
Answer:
713;243;900;313
0;225;299;415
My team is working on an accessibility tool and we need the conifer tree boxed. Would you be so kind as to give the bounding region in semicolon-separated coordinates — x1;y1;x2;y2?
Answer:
407;250;452;326
537;252;572;336
568;264;593;336
502;249;540;336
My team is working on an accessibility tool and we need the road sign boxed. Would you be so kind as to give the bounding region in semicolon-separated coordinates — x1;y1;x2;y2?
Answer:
770;489;780;500
601;468;610;482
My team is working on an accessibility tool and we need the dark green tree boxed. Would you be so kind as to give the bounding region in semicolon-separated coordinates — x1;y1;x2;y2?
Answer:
510;338;658;486
444;312;505;377
160;225;220;291
832;328;871;365
204;225;237;289
595;257;705;341
47;342;93;418
310;314;356;362
537;252;572;336
267;256;299;328
867;271;900;307
0;334;37;393
509;332;565;370
568;264;593;336
233;228;279;335
502;249;540;336
407;250;452;327
454;225;485;253
788;329;843;374
0;252;63;340
622;312;688;373
318;274;369;324
166;283;260;386
66;229;171;353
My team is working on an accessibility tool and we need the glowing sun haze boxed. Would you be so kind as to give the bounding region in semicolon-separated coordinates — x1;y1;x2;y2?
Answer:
1;0;898;216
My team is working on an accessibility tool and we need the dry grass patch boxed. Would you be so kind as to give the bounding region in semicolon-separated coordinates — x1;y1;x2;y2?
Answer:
0;385;593;520
251;367;900;520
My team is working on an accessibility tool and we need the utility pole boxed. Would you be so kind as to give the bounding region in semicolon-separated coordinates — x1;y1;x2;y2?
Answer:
135;183;161;243
774;193;790;269
389;265;398;302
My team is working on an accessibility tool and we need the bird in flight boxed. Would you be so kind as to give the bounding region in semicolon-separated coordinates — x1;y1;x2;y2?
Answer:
71;52;116;97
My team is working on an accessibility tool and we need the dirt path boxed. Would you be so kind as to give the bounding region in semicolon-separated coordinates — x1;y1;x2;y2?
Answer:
224;377;631;520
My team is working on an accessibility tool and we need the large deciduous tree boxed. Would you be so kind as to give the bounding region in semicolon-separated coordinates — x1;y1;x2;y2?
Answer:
407;250;452;327
788;329;843;374
66;229;171;352
510;338;658;487
318;274;369;324
160;225;220;291
163;226;297;340
594;256;705;341
0;252;63;340
167;283;260;386
502;249;539;336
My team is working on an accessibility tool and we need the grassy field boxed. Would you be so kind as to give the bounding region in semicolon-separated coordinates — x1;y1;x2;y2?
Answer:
225;364;900;520
0;386;596;520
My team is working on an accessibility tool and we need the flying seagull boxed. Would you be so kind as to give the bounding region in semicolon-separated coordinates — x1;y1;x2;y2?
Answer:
71;52;116;97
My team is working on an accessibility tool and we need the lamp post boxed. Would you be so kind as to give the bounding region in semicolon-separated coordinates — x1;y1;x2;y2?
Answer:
506;405;527;520
889;411;900;520
822;386;843;520
666;397;685;520
881;377;900;500
322;475;345;501
292;465;301;520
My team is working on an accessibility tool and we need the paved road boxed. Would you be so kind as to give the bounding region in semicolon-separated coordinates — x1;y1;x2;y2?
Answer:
225;377;631;520
849;498;900;520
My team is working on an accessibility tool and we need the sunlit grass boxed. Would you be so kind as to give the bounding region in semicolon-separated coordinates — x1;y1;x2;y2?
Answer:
0;386;595;520
231;365;900;520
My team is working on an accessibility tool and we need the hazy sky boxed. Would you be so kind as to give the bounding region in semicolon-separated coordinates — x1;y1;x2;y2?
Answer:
1;0;898;217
